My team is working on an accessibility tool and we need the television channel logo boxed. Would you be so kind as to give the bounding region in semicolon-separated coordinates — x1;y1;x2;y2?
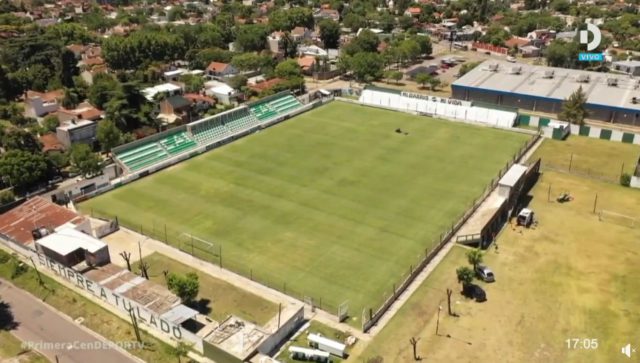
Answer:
578;23;603;62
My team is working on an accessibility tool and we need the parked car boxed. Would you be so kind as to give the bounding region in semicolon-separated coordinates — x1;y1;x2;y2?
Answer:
463;283;487;302
517;208;534;227
507;56;516;63
475;264;495;282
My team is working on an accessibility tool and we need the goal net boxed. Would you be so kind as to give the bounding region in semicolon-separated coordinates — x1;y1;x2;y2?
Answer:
598;210;638;228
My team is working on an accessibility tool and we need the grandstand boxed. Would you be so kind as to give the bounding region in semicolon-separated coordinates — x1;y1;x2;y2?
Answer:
112;92;306;174
359;87;517;128
116;140;169;172
250;94;302;122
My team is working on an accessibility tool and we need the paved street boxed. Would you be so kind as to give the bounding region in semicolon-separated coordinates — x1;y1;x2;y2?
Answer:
0;279;140;363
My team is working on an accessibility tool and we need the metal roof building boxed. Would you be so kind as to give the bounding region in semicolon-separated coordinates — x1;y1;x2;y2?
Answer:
452;60;640;126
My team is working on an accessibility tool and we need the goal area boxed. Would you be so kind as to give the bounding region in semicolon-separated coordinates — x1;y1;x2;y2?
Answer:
598;210;637;228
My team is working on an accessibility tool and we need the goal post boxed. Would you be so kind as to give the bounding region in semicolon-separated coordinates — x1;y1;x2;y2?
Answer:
598;210;637;228
179;232;221;265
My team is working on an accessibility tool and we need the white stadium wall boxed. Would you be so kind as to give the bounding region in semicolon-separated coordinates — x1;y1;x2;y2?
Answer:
359;89;517;129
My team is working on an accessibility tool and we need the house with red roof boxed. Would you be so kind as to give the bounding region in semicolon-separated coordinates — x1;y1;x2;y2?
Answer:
206;62;238;78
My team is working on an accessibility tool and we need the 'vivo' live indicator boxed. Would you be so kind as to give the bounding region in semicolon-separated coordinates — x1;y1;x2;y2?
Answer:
578;53;604;62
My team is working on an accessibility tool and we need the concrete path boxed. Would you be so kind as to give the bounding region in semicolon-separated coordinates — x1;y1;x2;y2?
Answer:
0;278;141;363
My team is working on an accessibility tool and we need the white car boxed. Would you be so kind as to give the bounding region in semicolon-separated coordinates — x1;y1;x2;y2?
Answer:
507;56;516;63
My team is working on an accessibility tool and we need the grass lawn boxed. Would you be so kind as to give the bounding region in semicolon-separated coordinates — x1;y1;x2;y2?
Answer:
276;321;351;363
81;101;530;324
0;251;177;363
531;135;640;179
355;139;640;362
0;331;49;363
143;252;276;326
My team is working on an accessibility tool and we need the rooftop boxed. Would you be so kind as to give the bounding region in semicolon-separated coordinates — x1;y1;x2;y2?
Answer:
0;197;85;245
452;60;640;112
36;228;106;255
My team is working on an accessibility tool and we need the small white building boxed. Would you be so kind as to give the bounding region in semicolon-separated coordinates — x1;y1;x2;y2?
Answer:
56;119;97;148
142;83;183;101
35;228;111;267
205;81;240;105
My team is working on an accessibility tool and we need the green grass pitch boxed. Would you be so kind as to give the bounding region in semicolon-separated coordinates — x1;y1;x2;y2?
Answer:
81;101;531;324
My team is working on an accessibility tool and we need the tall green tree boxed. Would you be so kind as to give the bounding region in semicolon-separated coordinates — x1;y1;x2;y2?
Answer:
0;150;50;189
166;272;199;303
349;52;384;82
235;24;267;52
466;249;484;269
69;143;102;177
97;120;123;154
318;19;340;49
559;86;589;125
1;130;41;153
456;266;475;287
415;73;432;89
60;49;79;88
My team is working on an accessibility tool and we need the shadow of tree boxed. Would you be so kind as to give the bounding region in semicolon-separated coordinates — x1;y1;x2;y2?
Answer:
0;300;19;331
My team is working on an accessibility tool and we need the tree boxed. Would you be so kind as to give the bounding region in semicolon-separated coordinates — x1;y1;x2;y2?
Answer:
60;49;78;88
0;150;50;190
179;74;204;93
398;16;415;31
318;19;340;49
390;70;403;84
415;73;432;89
62;87;81;109
166;272;199;303
1;130;41;153
89;74;121;110
0;189;15;205
545;40;579;68
349;52;384;82
428;76;441;91
275;59;302;79
227;75;248;90
456;266;475;287
235;24;268;52
231;53;265;72
466;248;484;269
69;143;102;178
42;115;60;133
165;341;192;363
559;86;589;125
343;13;367;33
458;61;480;77
97;120;123;154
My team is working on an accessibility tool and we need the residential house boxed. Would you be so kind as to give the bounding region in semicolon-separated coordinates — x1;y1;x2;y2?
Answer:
267;31;285;54
611;60;640;76
404;7;421;17
141;83;183;102
297;56;316;75
56;103;104;123
247;78;285;93
24;90;64;118
158;95;192;124
206;62;238;79
204;81;241;105
298;45;340;60
313;8;340;22
184;93;215;115
291;27;312;42
39;133;65;153
56;119;98;148
519;45;541;58
505;37;530;49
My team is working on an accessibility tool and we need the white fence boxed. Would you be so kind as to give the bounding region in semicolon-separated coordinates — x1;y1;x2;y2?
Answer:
359;89;517;128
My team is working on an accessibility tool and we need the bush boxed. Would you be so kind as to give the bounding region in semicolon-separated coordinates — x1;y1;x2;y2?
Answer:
0;250;11;263
0;189;15;204
620;173;631;187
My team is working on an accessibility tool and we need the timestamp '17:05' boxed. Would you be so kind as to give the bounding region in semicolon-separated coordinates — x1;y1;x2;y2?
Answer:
566;338;599;350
